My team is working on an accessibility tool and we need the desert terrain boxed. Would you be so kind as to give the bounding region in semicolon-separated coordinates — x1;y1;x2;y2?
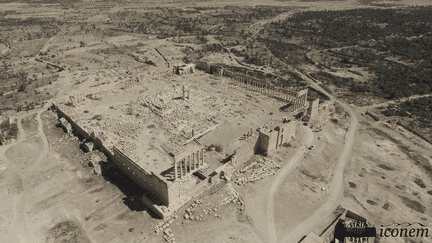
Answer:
1;0;432;243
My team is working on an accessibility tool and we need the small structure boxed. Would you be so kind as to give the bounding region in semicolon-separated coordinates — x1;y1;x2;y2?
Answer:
59;117;72;133
82;141;94;152
307;97;320;121
257;118;296;155
182;85;190;100
175;63;195;75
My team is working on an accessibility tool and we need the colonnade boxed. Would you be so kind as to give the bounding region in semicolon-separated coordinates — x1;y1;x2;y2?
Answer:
69;93;85;106
174;148;205;181
229;76;308;112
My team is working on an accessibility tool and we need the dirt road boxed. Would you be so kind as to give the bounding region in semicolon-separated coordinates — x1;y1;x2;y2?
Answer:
267;126;314;243
0;96;53;243
357;93;432;111
273;70;358;243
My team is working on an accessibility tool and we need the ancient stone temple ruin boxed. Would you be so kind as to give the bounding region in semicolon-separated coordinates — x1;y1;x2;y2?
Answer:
50;62;324;219
257;118;296;155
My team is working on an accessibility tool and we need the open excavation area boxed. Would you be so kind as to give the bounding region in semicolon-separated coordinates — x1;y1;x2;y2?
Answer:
1;1;432;243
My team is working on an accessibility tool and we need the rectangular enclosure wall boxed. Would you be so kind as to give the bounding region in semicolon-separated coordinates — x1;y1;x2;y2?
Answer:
113;147;170;206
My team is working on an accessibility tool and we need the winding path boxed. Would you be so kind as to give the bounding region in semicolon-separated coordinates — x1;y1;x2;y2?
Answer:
0;101;51;243
267;126;314;243
272;69;358;243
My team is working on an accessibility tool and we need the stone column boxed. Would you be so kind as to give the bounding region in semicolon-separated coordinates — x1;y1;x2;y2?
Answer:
188;155;191;173
198;150;201;166
174;158;178;181
201;148;204;165
192;152;195;170
179;159;183;179
196;150;199;168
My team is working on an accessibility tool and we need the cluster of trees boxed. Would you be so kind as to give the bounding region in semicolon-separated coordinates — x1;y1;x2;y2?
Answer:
265;7;432;50
310;71;371;93
310;71;353;87
377;37;432;61
0;118;18;143
0;17;60;43
370;61;432;99
107;6;292;38
382;97;432;123
261;7;432;99
0;68;27;93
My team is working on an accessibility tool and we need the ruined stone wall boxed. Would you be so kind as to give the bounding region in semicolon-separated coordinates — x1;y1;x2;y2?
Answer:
307;98;320;121
53;103;91;139
53;102;171;207
277;120;296;147
153;68;174;80
256;132;270;155
256;120;296;155
260;129;279;154
90;131;113;158
167;182;191;211
113;146;170;206
232;134;259;165
196;61;210;73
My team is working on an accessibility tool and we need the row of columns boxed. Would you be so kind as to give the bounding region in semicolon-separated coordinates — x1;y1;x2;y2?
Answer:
69;93;85;106
173;148;205;181
245;128;253;140
290;94;308;112
229;76;306;104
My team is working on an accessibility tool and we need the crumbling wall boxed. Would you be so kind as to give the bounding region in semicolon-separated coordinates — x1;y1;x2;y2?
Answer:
307;98;320;121
257;129;278;155
257;120;296;155
278;120;296;146
53;103;91;139
113;146;170;206
53;102;172;207
196;61;210;73
59;117;72;133
153;68;174;80
167;182;191;210
90;131;113;158
232;134;259;165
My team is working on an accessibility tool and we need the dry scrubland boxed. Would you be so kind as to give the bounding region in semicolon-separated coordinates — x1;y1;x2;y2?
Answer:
274;109;349;233
338;108;432;242
1;0;432;243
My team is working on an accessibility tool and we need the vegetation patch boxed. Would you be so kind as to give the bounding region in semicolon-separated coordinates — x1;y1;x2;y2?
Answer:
382;203;390;211
413;178;426;189
377;164;395;171
398;196;425;214
45;221;91;243
366;200;377;206
348;182;356;189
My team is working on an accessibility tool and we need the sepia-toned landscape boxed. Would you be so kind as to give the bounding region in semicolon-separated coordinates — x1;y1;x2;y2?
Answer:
1;0;432;243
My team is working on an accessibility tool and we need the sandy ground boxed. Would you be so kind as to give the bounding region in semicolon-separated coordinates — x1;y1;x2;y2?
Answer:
1;2;432;242
338;106;432;243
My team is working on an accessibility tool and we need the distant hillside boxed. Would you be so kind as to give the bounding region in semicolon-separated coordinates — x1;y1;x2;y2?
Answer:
0;0;80;3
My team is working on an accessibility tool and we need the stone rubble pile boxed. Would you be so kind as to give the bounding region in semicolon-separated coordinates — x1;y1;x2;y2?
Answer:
235;158;281;185
163;228;176;243
153;214;178;235
239;162;258;173
220;185;243;206
102;119;143;138
183;200;203;222
168;183;192;212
